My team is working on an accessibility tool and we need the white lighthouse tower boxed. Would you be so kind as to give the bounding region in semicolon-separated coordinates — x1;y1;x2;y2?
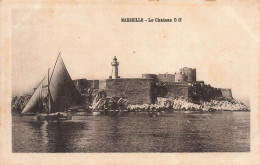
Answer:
111;56;120;79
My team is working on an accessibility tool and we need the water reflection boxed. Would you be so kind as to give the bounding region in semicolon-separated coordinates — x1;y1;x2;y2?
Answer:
12;112;250;152
25;120;86;152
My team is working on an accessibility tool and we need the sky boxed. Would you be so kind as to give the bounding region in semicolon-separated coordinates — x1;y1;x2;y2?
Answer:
11;2;259;103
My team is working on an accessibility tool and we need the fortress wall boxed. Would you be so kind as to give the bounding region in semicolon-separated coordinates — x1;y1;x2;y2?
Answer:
157;83;190;100
189;85;224;101
73;79;92;91
73;79;105;91
186;85;233;101
158;83;224;102
189;85;210;101
142;74;158;81
221;88;232;98
73;76;232;105
165;84;189;100
73;79;88;86
106;78;155;104
156;74;175;83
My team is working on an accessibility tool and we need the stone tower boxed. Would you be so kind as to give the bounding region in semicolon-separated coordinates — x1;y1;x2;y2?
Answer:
111;56;119;79
179;67;196;82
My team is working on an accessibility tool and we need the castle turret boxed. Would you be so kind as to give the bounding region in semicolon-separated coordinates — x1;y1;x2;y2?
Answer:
179;67;196;82
174;72;187;82
111;56;119;79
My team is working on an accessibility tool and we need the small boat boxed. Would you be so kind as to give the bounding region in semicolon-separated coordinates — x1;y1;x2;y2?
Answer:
21;53;82;121
36;112;72;121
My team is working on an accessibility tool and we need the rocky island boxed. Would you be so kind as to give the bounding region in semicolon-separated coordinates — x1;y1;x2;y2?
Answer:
12;56;249;114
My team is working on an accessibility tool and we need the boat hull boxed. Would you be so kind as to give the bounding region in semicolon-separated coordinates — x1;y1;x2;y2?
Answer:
36;112;72;121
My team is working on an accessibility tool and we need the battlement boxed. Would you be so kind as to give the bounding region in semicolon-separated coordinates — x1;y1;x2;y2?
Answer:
142;67;196;84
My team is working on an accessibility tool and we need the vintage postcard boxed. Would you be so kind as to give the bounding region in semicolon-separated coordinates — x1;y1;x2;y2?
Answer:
0;0;259;164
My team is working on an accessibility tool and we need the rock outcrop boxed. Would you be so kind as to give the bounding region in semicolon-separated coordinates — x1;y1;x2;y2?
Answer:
12;89;249;113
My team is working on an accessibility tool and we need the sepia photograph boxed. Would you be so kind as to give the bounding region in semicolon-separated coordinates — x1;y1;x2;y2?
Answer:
1;0;260;164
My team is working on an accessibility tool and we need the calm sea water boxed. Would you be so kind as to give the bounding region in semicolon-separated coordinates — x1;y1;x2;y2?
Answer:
12;112;250;152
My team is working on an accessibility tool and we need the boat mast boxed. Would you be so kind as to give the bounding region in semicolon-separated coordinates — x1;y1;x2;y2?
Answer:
48;68;51;114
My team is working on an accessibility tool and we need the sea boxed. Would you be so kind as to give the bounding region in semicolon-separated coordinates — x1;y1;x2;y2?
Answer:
12;111;250;152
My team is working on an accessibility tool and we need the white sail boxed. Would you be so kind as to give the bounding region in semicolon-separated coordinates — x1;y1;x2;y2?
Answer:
21;78;45;114
21;54;82;114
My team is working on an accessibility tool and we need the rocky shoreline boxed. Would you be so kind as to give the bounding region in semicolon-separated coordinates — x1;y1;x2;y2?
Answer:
12;92;249;114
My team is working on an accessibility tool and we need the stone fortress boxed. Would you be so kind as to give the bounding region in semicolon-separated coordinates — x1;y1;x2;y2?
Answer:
73;56;232;105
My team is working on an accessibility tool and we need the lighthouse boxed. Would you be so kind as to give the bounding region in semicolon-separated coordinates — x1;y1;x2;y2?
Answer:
111;56;120;79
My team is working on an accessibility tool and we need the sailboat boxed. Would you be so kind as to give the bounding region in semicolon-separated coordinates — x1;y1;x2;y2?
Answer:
21;53;82;121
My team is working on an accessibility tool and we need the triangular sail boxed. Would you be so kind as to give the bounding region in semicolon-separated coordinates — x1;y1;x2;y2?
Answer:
21;77;45;114
49;55;82;113
21;54;82;114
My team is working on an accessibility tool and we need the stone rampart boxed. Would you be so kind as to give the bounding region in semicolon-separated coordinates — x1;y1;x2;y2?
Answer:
157;83;190;100
156;74;175;83
106;78;155;104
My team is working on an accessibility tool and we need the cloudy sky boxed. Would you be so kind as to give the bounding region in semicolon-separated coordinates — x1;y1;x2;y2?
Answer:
11;2;259;102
